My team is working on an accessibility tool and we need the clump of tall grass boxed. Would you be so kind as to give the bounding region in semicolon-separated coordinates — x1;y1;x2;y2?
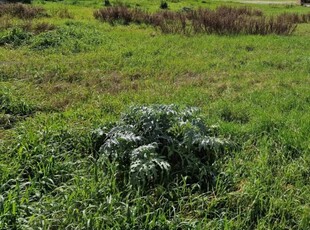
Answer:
151;11;189;34
277;12;310;24
0;87;36;116
30;23;103;52
0;87;37;128
21;21;56;34
0;3;46;19
50;7;74;19
188;7;296;35
93;6;150;25
93;6;307;35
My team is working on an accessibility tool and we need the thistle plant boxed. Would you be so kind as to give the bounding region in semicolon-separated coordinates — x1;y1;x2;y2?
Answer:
94;104;229;189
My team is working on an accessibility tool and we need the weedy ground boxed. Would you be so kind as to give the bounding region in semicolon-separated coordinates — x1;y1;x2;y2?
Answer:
0;0;310;229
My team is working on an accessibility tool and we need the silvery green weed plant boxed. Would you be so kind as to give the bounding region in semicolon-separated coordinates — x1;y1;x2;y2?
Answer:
94;104;230;190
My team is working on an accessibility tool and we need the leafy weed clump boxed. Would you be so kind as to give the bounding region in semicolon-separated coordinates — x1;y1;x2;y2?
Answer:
0;27;31;47
0;22;56;48
104;0;111;7
30;23;103;53
160;1;168;10
94;104;229;190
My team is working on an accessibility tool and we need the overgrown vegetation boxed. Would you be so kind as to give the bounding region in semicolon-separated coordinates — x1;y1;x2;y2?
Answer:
95;104;229;189
0;3;46;19
0;87;37;128
30;23;103;52
0;87;36;116
0;22;102;53
277;12;310;23
1;0;310;229
94;5;310;35
0;27;31;47
160;1;168;10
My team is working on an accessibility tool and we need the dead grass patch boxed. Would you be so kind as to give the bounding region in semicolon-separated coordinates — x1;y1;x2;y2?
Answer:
94;6;308;35
0;3;47;19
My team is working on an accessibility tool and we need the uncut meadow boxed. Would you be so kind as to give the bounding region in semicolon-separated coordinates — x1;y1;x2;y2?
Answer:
0;0;310;229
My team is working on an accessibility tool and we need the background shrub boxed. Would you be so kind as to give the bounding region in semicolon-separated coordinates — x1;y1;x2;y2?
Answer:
104;0;111;7
160;1;168;9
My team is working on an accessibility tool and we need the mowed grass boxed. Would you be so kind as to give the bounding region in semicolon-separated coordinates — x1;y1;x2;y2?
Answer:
1;0;310;229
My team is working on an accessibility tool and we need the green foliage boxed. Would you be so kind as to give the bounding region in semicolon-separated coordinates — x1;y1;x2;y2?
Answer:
0;87;37;128
0;22;57;48
0;120;93;229
0;27;31;47
160;1;168;9
30;23;103;53
104;0;111;6
0;0;310;229
96;104;229;189
0;87;35;116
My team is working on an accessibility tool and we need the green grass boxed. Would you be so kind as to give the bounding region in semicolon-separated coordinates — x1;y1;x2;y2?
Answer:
1;0;310;229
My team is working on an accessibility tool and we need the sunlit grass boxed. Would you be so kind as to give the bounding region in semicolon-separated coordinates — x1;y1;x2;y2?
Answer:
1;0;310;229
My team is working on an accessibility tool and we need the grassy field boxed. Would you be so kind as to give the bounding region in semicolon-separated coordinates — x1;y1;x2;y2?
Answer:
1;0;310;229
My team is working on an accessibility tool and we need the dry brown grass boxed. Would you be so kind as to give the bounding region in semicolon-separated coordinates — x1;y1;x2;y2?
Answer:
277;12;310;24
21;21;56;34
94;6;305;35
0;14;12;29
94;6;149;25
0;3;46;19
